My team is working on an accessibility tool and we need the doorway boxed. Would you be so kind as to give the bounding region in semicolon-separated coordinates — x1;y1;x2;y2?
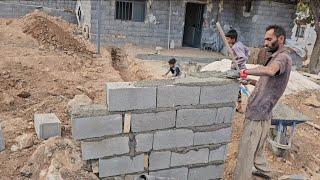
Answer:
182;3;205;48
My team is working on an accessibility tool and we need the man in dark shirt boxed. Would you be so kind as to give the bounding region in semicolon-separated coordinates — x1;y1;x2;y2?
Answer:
233;25;292;180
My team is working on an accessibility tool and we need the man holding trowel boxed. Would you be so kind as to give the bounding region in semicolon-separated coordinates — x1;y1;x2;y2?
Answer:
216;22;292;179
232;25;292;179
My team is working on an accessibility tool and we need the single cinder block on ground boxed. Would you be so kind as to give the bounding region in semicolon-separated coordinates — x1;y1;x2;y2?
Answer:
149;151;171;170
209;145;226;162
99;154;145;177
157;85;200;107
72;114;122;140
149;167;188;180
194;127;232;145
171;148;209;167
176;109;217;127
188;164;224;180
216;107;235;124
0;124;4;151
131;111;176;132
200;83;239;105
81;136;129;160
106;82;157;111
135;133;154;152
34;113;61;140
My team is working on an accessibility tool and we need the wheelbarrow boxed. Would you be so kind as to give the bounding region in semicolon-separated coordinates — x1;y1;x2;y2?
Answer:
268;103;310;157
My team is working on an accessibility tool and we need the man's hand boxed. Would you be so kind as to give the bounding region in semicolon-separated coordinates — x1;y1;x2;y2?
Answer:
240;69;248;79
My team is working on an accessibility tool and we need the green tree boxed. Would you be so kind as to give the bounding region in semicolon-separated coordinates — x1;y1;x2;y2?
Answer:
297;0;320;74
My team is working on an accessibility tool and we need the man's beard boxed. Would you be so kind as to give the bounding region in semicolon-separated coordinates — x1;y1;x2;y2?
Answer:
266;40;279;53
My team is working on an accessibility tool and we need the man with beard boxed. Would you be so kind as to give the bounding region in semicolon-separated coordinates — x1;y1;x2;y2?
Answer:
233;25;292;180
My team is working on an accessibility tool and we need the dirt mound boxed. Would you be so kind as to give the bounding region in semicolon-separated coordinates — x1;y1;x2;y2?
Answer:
20;137;97;180
21;11;94;57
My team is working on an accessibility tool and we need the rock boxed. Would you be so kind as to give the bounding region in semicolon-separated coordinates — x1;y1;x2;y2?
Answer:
11;145;19;152
45;158;64;180
304;94;320;108
20;170;32;178
12;133;34;151
17;91;31;98
39;45;45;51
67;94;93;112
308;161;320;172
3;93;15;105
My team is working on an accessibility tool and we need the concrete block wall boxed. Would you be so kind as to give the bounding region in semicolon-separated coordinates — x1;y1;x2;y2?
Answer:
71;74;239;179
0;0;77;23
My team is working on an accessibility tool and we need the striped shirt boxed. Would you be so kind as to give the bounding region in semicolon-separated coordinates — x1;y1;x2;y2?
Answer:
231;41;249;70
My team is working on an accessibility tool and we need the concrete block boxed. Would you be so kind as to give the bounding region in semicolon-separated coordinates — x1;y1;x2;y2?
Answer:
194;127;232;146
188;164;224;180
200;83;239;104
99;154;145;177
34;113;61;140
216;107;235;124
71;104;108;118
157;86;200;107
149;151;171;170
209;145;226;162
176;109;217;128
149;168;188;180
81;136;129;160
153;129;194;150
170;148;209;167
131;111;176;132
124;113;131;133
0;124;4;151
72;114;122;140
135;133;153;152
106;82;157;111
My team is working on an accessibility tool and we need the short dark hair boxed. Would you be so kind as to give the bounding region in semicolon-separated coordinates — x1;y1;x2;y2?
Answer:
168;58;176;64
266;25;286;41
225;29;238;41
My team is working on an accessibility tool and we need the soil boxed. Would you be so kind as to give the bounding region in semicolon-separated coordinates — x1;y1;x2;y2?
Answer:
0;11;156;179
0;11;319;180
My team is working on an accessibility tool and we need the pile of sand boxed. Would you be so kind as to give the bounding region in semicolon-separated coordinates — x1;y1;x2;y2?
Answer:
21;10;94;57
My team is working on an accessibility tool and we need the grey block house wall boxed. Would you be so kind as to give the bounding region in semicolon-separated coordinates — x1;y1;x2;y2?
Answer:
79;0;296;48
0;0;77;23
87;0;186;47
71;74;239;179
0;0;296;48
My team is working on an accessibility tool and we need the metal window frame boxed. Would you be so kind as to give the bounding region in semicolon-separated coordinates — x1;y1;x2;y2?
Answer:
115;0;146;22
